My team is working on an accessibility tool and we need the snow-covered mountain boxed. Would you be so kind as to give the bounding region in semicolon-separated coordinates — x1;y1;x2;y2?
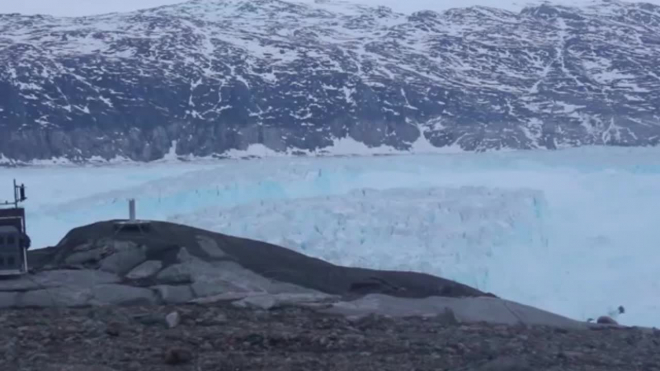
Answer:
1;0;659;163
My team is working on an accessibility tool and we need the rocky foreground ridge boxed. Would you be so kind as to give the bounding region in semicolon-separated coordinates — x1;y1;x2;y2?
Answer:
2;219;557;324
1;220;660;370
1;0;660;163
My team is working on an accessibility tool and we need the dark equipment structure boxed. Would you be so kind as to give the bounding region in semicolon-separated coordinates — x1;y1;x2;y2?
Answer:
0;180;30;276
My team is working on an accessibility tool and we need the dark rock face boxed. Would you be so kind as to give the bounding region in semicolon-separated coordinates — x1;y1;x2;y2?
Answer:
26;220;489;300
1;0;660;163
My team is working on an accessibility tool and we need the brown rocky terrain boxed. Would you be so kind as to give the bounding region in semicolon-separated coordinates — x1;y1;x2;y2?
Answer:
1;302;659;371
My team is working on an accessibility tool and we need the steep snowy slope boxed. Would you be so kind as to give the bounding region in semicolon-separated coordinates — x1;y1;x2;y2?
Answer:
1;0;659;162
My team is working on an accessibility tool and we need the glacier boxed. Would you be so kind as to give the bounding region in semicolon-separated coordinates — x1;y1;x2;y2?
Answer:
168;187;550;291
2;146;660;327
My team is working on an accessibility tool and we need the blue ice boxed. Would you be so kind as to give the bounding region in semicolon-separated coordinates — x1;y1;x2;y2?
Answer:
1;146;660;327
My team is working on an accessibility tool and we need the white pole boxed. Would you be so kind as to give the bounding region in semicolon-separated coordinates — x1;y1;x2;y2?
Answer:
129;199;136;221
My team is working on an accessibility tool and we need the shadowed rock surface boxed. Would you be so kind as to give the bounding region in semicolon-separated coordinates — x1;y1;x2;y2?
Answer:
27;219;490;300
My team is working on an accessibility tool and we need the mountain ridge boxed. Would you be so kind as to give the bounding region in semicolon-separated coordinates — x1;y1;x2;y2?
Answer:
1;0;659;163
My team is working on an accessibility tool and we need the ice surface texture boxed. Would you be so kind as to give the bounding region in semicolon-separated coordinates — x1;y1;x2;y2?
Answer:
2;146;660;327
169;186;549;294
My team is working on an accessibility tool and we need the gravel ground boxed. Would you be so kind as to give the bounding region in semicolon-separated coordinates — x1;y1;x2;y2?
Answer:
1;303;659;371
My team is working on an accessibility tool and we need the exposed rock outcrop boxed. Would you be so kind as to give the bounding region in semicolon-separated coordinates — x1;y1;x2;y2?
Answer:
0;219;599;329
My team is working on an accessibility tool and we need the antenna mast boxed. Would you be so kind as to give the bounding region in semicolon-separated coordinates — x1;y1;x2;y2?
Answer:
1;179;27;208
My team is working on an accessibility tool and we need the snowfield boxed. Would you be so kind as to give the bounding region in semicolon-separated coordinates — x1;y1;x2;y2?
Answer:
2;146;660;327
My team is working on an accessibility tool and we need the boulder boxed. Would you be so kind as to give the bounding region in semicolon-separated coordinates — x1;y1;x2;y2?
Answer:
156;264;193;284
126;260;163;280
165;311;181;328
64;247;106;266
98;241;147;275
